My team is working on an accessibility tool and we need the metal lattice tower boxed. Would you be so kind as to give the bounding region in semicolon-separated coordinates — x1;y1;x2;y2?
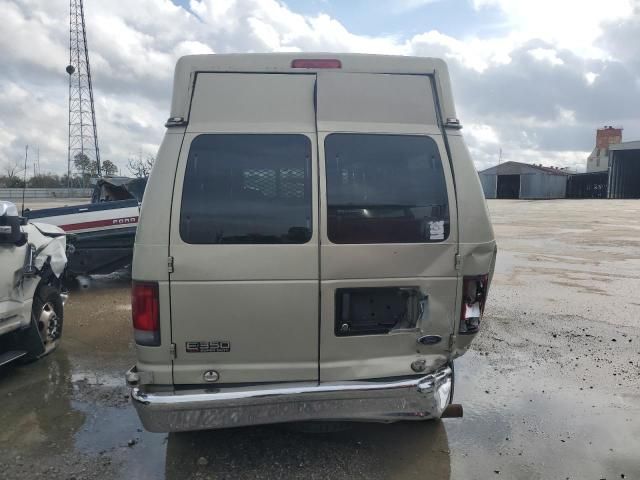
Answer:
67;0;101;184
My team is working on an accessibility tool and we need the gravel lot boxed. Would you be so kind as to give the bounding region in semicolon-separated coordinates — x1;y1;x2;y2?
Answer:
1;199;639;480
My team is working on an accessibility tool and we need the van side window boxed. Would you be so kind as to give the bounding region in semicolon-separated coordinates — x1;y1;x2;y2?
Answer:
325;134;449;244
180;134;312;244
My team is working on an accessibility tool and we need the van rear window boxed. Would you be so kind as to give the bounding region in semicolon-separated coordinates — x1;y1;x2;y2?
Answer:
325;134;450;244
180;134;312;244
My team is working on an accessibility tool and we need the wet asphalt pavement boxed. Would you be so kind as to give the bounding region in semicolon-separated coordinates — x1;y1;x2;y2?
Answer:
1;199;639;479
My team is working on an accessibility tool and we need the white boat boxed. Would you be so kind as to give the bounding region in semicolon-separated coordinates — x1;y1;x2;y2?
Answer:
25;177;146;277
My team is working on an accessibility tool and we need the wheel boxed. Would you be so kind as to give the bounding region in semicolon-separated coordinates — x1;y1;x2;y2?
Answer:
31;285;64;357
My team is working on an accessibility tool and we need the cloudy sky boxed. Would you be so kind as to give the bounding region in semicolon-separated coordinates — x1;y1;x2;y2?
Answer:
1;0;639;176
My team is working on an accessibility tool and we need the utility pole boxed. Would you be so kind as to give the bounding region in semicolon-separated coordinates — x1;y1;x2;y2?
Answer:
66;0;101;195
21;146;28;215
495;147;502;199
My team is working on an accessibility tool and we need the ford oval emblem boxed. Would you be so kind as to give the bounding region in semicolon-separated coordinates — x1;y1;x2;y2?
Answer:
417;335;442;345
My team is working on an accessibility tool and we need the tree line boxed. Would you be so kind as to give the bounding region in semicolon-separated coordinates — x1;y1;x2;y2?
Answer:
0;152;154;188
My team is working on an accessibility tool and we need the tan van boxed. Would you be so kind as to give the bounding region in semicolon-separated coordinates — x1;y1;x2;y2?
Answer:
126;53;496;432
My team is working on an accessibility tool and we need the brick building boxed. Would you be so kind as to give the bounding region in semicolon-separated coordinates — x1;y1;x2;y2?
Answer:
586;126;622;172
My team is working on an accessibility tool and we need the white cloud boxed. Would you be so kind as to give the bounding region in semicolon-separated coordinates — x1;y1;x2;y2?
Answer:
0;1;67;74
528;48;564;66
0;0;638;177
556;108;577;125
393;0;443;12
466;124;501;145
585;72;599;84
408;30;517;72
0;79;68;173
473;0;634;58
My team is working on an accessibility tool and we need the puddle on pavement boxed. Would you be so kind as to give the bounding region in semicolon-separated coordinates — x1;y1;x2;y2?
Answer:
1;258;639;479
0;346;167;480
2;346;637;480
72;401;167;480
0;349;452;480
449;352;639;480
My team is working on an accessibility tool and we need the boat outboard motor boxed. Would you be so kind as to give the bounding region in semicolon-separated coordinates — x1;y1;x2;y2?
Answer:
0;201;26;245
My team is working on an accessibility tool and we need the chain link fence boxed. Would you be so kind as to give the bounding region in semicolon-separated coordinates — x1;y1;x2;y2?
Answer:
0;188;92;200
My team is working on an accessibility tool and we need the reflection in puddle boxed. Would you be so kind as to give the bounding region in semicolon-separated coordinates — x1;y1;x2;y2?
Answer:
73;401;167;480
0;351;84;450
0;346;166;479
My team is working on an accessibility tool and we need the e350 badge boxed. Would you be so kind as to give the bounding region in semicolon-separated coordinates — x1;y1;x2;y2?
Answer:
186;341;231;353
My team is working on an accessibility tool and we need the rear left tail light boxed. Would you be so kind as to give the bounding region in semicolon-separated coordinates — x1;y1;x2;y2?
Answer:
459;275;489;334
132;281;160;346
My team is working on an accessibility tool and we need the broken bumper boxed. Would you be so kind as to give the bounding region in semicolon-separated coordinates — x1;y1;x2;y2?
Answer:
129;365;453;432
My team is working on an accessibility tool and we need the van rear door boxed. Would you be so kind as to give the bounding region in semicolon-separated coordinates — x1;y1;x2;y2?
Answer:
169;73;319;384
316;72;459;381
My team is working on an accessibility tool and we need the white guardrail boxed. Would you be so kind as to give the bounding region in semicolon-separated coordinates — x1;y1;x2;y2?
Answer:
0;188;92;199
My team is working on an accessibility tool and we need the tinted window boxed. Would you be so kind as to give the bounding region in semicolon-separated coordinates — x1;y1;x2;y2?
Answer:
180;134;312;244
325;134;449;244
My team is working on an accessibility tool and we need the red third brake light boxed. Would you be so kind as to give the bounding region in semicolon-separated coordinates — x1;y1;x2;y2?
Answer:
132;281;160;346
459;275;489;335
291;58;342;69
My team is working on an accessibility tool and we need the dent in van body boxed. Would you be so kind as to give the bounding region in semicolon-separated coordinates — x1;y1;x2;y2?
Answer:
446;133;497;357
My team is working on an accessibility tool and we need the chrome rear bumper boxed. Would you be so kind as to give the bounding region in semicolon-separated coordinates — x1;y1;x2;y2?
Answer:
129;366;453;432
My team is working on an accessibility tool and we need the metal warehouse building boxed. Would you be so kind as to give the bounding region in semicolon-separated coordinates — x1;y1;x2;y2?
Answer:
566;171;608;199
479;161;568;199
608;141;640;199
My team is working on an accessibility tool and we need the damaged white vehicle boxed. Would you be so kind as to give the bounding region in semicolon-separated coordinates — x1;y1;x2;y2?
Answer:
0;201;68;366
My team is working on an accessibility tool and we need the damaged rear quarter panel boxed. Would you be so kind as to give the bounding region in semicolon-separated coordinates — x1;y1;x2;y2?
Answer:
448;134;497;356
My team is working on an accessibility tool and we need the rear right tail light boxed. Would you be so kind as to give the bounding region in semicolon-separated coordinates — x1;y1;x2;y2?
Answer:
132;281;160;346
459;275;489;334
